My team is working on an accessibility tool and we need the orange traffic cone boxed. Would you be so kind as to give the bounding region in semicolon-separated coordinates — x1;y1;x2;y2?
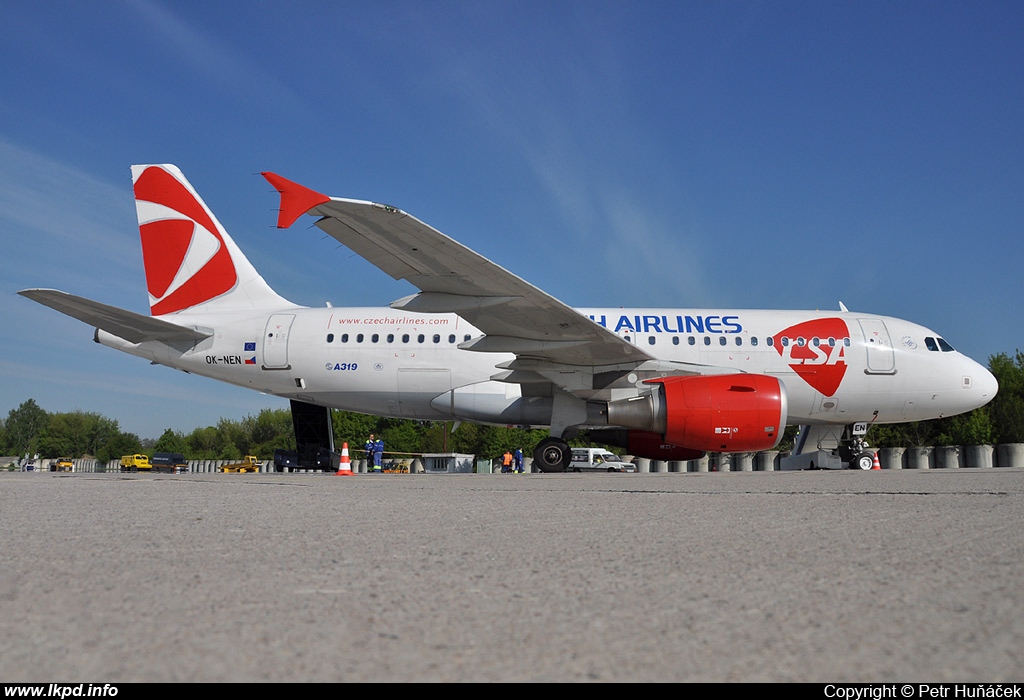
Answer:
336;442;353;476
872;452;881;470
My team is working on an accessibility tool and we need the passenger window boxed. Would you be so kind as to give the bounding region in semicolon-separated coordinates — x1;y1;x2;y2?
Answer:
703;336;711;346
688;336;695;346
341;334;349;343
719;336;727;346
356;334;364;343
402;334;410;343
672;336;679;345
418;334;425;343
371;334;379;343
433;334;440;343
648;336;656;345
387;334;394;343
448;334;456;343
766;336;774;347
464;334;472;341
735;337;742;346
327;333;334;343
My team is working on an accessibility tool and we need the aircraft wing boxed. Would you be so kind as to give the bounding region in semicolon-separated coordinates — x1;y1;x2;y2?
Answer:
263;172;655;368
18;289;212;345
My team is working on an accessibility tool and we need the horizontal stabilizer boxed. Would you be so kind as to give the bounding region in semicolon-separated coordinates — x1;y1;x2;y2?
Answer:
18;289;212;345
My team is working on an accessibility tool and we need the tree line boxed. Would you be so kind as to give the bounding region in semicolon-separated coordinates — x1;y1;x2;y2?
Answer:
0;398;555;465
3;351;1022;465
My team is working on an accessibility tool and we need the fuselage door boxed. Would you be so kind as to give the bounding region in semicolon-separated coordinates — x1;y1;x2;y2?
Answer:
858;318;895;374
263;314;295;370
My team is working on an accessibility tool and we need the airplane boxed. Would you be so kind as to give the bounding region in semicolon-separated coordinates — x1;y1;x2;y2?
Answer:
19;164;998;472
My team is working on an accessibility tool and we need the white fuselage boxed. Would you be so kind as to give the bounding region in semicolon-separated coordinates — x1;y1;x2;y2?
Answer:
98;305;997;429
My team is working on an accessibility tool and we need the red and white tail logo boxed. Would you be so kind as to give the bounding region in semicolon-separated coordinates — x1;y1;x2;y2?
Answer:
133;165;238;315
772;317;850;396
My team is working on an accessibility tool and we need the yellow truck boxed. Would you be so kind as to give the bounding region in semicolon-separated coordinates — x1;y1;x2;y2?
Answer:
52;457;73;472
120;454;152;472
220;455;261;473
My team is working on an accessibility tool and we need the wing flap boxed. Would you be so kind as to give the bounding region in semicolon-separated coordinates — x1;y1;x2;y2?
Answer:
19;289;212;345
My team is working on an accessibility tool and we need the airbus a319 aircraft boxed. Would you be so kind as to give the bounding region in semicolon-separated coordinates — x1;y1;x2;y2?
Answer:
20;165;998;471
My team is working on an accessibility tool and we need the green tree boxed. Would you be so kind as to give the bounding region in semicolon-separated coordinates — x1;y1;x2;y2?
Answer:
215;417;246;459
243;409;295;459
97;432;142;463
379;419;425;457
154;428;189;454
935;410;994;446
187;426;231;459
332;411;379;453
6;399;49;456
988;350;1024;443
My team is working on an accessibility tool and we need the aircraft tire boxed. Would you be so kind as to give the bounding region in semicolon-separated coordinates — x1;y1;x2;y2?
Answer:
534;437;571;473
853;452;875;470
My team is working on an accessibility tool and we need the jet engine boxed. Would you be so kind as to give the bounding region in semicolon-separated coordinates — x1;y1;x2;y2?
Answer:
587;427;705;461
606;374;787;453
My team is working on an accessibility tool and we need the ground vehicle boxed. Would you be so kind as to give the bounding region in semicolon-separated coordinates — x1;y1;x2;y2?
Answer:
273;449;298;472
152;452;189;473
569;448;636;473
220;455;261;473
54;457;73;472
273;446;339;472
120;454;152;472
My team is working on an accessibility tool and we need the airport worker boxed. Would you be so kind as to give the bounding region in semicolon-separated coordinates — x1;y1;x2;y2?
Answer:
365;434;375;471
502;449;513;473
513;447;524;473
373;437;384;472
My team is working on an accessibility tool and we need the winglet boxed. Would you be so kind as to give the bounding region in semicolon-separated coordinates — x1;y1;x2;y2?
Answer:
261;172;330;229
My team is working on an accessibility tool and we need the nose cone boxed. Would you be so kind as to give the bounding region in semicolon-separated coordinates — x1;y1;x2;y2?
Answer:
974;362;999;406
963;355;998;411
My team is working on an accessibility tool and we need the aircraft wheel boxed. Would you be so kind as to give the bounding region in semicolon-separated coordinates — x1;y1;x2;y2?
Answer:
534;438;571;473
853;452;875;470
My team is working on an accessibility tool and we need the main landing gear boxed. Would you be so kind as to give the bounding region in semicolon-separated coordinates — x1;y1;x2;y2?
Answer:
533;437;572;473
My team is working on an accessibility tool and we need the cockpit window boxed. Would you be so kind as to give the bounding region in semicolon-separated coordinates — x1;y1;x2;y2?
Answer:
937;337;955;352
925;337;938;352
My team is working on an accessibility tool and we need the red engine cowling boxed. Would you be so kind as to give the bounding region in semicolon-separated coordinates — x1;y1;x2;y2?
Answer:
620;431;705;461
645;374;787;452
588;428;705;461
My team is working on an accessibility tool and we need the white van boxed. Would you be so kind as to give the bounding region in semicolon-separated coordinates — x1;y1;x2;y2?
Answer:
568;448;636;473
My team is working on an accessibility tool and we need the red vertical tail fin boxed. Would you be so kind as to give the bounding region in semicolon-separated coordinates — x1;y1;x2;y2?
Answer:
131;164;295;315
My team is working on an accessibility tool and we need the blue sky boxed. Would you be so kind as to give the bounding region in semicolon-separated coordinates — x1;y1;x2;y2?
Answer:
2;1;1021;440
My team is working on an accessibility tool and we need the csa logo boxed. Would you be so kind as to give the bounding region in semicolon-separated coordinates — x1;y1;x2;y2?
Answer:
134;166;238;315
772;318;850;396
